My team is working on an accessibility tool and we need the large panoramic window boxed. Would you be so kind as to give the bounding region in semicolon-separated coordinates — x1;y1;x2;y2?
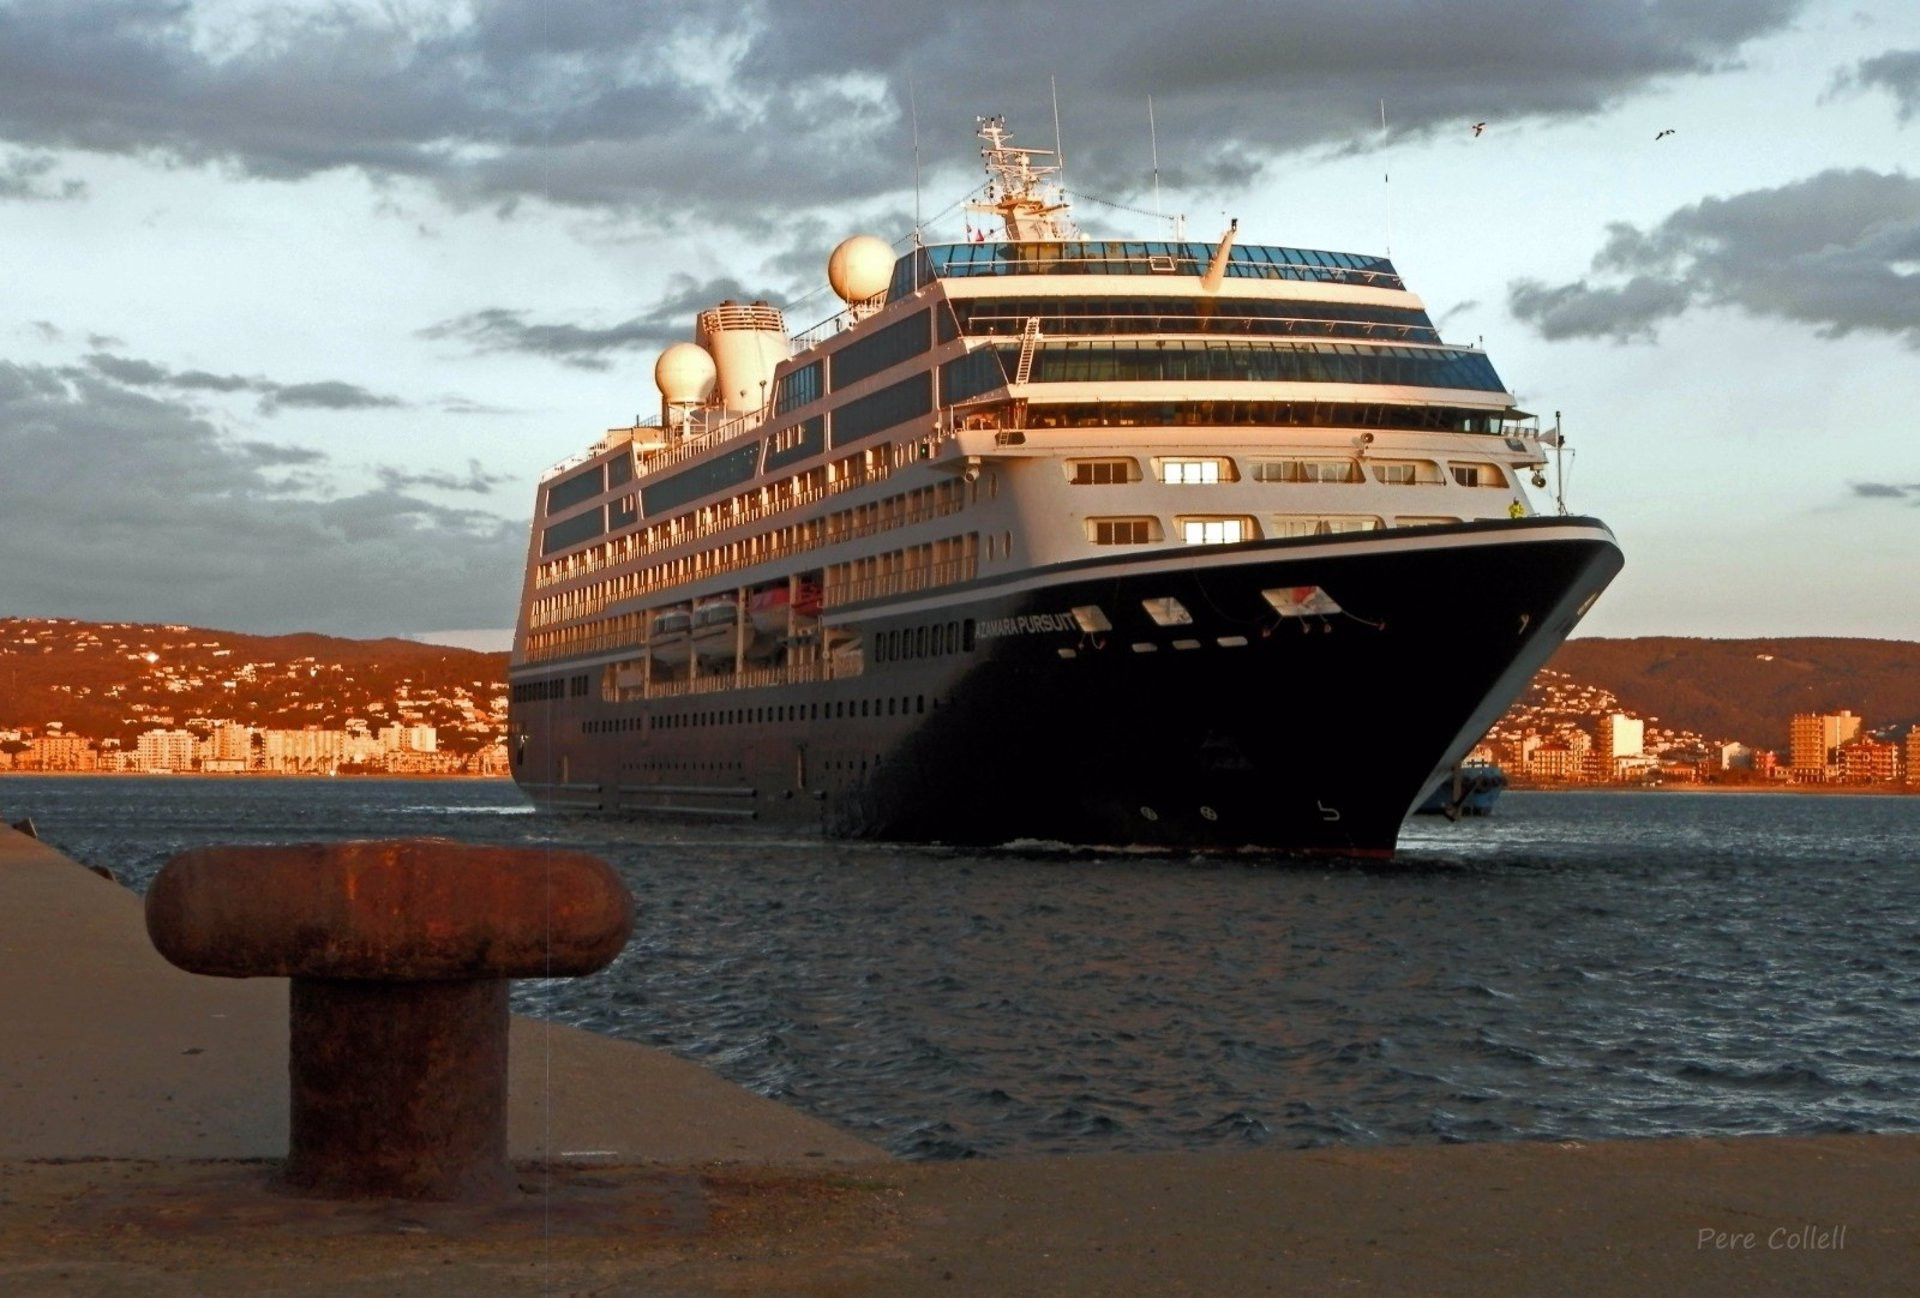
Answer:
764;415;825;472
939;347;1007;405
545;463;605;515
997;340;1504;392
923;241;1403;291
949;296;1439;343
831;310;930;389
829;372;933;448
639;443;761;516
541;506;605;555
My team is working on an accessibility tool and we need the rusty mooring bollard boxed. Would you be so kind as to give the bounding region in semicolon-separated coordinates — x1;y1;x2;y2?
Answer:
145;838;634;1201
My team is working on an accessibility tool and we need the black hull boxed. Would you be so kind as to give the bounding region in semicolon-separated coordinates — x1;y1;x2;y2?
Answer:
511;518;1621;856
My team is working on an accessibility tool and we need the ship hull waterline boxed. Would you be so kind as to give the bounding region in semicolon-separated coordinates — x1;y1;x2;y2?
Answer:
510;517;1622;857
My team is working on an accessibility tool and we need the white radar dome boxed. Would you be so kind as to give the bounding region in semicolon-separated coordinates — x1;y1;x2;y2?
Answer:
828;234;894;304
654;342;716;405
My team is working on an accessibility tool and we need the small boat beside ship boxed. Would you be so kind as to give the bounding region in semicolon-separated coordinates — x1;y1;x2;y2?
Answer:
1415;761;1508;818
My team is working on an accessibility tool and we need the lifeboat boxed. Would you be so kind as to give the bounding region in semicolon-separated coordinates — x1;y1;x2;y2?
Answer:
692;595;741;666
648;605;692;666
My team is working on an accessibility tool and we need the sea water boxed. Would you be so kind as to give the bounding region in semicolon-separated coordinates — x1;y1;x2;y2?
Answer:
8;776;1917;1159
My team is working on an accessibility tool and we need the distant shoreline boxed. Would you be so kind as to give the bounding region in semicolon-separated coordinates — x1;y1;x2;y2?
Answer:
1507;781;1917;796
0;771;511;781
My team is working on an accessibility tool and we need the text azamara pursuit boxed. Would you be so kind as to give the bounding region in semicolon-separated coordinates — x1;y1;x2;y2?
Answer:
508;118;1622;855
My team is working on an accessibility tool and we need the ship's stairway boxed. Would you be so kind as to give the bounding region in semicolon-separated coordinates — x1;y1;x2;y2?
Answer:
1014;316;1043;385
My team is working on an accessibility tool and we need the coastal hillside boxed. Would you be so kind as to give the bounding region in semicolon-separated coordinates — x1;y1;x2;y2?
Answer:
3;618;1915;760
0;617;506;755
1544;637;1920;750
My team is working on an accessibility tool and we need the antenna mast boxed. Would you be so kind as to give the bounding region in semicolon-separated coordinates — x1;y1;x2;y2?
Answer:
1554;411;1568;515
1051;77;1065;190
909;77;923;246
969;116;1077;241
1380;99;1392;257
1149;95;1162;223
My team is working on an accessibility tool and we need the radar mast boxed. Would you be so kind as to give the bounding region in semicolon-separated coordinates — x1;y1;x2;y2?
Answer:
967;116;1079;243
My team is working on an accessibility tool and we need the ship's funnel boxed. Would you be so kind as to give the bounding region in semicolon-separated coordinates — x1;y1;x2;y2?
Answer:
696;300;789;415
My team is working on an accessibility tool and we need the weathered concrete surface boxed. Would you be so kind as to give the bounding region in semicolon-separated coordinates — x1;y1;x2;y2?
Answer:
0;824;881;1165
0;1136;1914;1297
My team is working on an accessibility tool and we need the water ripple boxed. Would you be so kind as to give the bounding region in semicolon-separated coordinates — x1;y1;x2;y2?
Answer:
13;777;1920;1160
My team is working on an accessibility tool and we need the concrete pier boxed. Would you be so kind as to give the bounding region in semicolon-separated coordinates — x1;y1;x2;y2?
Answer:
3;822;1916;1296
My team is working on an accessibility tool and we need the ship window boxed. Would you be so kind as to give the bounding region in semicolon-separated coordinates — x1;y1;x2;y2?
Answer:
930;624;944;655
1449;462;1508;487
1142;597;1193;627
962;618;975;650
1371;459;1441;485
949;295;1440;342
1071;605;1112;633
832;310;931;389
765;415;825;471
545;464;606;515
1159;457;1231;484
916;626;928;656
940;348;1009;405
541;506;606;554
830;371;933;448
1087;517;1159;545
1262;585;1344;617
1396;516;1460;528
1270;515;1382;537
1251;458;1362;483
1004;339;1503;391
1178;516;1254;545
775;361;824;415
1068;458;1139;485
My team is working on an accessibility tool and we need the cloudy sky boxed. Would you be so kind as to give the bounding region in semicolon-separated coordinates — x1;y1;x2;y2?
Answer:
3;0;1916;648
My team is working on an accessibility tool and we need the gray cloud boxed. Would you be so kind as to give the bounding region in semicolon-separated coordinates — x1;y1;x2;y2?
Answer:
83;351;404;412
0;0;1810;228
0;149;84;200
420;275;768;367
1831;48;1920;122
376;460;509;495
0;359;525;637
1509;169;1920;345
259;380;404;413
1850;482;1908;497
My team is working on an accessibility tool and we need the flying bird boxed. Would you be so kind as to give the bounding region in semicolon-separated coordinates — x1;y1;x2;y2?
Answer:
1471;122;1487;137
1655;128;1676;140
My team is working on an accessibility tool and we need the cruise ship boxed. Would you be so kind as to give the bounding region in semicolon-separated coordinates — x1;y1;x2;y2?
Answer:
507;118;1622;856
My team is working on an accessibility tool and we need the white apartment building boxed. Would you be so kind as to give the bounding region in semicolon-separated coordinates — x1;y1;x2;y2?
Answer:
136;728;199;772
